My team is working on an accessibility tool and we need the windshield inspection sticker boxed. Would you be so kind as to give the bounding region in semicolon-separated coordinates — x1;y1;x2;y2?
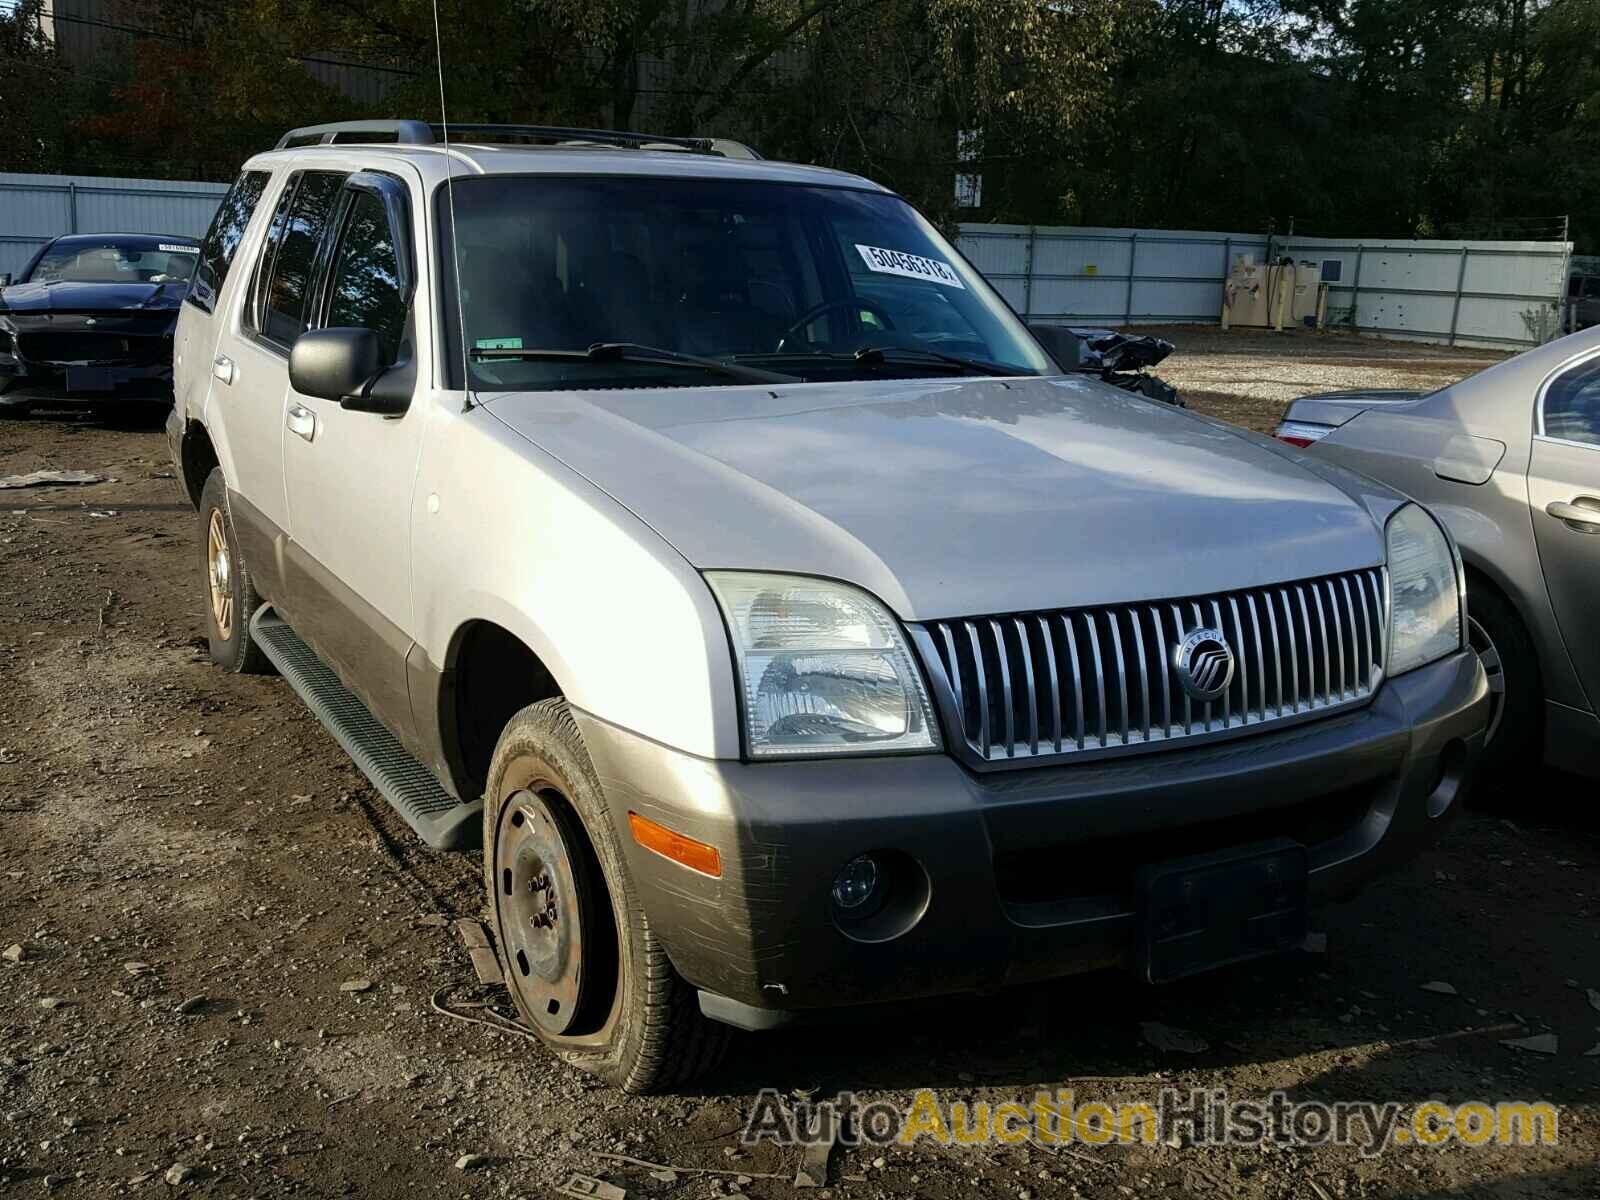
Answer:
474;336;524;350
158;244;200;255
855;244;965;289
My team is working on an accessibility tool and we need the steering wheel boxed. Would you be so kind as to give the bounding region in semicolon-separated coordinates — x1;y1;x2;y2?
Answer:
776;298;896;351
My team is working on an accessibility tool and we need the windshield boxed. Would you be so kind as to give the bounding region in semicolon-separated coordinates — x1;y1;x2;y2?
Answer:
27;239;198;285
441;175;1052;390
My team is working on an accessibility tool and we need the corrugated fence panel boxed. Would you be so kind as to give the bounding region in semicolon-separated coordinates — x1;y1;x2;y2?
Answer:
1279;236;1568;349
957;223;1270;327
959;222;1569;347
0;172;228;278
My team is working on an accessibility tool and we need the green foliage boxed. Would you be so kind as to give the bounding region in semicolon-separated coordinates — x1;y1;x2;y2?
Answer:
0;0;1591;250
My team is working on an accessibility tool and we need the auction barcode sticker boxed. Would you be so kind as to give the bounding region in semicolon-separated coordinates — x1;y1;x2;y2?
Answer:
854;244;965;289
159;244;200;254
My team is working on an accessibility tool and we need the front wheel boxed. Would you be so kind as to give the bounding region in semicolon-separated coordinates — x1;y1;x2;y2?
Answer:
198;467;270;674
483;699;728;1092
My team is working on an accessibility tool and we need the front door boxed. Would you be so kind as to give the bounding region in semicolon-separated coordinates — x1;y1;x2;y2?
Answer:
281;171;428;744
1529;352;1600;711
209;168;348;600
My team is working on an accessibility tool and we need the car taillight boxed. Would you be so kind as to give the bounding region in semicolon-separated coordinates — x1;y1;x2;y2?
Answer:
1275;419;1334;448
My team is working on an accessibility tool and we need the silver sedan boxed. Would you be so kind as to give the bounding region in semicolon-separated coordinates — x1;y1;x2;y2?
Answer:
1278;327;1600;779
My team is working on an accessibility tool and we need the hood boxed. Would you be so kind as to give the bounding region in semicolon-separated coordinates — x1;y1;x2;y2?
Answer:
0;279;183;315
484;374;1388;620
1285;387;1428;428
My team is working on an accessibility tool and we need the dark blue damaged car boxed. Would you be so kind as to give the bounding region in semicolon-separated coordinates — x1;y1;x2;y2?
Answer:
0;233;199;411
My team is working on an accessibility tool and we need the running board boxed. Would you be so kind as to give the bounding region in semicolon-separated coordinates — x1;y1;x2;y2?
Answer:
250;606;481;851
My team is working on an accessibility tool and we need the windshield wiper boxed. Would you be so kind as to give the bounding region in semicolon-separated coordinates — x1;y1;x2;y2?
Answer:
469;341;798;384
852;345;1029;376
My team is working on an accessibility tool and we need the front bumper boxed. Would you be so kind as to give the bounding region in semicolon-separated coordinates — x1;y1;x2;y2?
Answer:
0;321;174;399
576;648;1487;1023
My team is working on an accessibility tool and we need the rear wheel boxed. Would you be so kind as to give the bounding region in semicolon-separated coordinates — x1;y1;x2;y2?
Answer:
198;467;270;674
483;699;729;1092
1465;579;1541;780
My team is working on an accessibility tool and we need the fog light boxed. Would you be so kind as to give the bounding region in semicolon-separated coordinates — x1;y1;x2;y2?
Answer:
832;854;882;911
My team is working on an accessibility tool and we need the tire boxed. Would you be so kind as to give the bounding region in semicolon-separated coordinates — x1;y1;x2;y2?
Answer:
198;467;270;674
483;699;729;1093
1465;578;1541;780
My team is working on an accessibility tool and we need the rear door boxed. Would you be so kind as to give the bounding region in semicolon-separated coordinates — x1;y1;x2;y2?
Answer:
280;169;428;743
209;168;347;599
1529;350;1600;710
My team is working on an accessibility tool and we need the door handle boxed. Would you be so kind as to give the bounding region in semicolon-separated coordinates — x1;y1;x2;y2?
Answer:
286;403;316;443
1545;497;1600;533
212;354;235;385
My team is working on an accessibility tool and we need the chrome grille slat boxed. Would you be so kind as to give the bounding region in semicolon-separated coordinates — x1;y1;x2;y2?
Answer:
965;621;989;757
1108;612;1130;744
1036;615;1062;752
1084;615;1108;746
1171;602;1192;734
992;619;1015;757
1295;586;1315;706
1014;617;1039;755
925;568;1389;765
1245;594;1266;723
1312;585;1331;705
1343;576;1366;691
1061;614;1085;750
1150;605;1172;736
1263;591;1283;717
1129;609;1151;741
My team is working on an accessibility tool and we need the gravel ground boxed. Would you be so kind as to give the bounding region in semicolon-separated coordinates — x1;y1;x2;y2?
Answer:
1144;327;1511;433
1;380;1597;1199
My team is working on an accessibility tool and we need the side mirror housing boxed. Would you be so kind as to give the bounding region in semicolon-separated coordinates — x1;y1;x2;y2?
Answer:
1027;323;1080;372
0;273;12;288
288;327;409;414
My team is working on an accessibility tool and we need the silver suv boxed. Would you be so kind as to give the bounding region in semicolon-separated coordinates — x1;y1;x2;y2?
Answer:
169;120;1489;1092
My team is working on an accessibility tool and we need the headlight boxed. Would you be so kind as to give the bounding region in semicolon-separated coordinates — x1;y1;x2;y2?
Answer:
705;572;940;758
1385;504;1462;676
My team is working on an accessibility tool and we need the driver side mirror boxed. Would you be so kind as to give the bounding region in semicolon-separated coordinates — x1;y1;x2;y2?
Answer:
288;327;408;415
0;274;11;288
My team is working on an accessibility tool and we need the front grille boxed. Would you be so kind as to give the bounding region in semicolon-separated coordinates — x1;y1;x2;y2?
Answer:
920;568;1388;765
17;331;168;365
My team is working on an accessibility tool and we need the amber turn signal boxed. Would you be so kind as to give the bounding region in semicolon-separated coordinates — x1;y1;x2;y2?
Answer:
627;811;722;878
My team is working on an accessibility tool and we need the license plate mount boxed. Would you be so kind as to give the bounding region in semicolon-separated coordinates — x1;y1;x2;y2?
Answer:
1136;838;1309;984
65;367;114;392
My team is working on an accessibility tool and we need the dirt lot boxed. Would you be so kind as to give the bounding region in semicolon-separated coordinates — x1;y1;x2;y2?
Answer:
1;341;1598;1199
1146;327;1511;433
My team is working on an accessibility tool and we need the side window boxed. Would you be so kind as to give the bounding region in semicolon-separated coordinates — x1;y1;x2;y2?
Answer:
255;171;347;349
325;190;408;365
189;170;268;312
1544;357;1600;447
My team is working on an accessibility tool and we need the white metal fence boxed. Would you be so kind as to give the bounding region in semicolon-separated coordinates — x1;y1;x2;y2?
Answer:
0;172;229;279
957;222;1572;349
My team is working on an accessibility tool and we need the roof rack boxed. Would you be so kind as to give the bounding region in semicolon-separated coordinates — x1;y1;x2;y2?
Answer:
273;120;761;159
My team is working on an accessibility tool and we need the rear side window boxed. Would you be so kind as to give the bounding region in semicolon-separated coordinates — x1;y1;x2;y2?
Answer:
325;190;408;365
250;170;347;348
189;170;268;312
1544;357;1600;447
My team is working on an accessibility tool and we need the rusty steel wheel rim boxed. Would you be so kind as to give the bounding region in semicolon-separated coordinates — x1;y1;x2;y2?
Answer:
495;787;593;1036
206;507;234;641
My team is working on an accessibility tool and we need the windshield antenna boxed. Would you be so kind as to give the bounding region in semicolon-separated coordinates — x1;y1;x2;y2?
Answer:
431;0;473;413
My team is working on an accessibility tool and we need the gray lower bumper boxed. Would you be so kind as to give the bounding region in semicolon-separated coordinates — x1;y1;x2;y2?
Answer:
575;649;1487;1022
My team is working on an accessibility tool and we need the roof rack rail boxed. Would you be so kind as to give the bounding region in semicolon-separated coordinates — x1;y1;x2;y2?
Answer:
273;120;761;159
